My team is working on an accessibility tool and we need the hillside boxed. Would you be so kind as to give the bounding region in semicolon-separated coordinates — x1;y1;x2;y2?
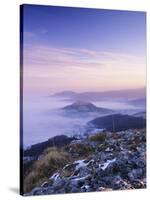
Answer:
88;114;146;132
24;135;76;159
24;129;146;196
133;111;146;119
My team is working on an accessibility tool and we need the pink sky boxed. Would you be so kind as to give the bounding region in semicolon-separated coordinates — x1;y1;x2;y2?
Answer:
23;44;146;95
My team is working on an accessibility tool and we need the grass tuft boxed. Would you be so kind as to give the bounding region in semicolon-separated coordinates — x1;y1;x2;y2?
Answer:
24;147;71;193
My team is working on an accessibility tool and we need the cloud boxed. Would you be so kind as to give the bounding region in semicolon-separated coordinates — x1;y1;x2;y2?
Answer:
24;28;49;41
24;44;145;69
23;44;146;93
24;31;36;38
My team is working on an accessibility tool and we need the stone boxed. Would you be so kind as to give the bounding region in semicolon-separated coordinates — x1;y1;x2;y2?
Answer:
112;176;127;190
24;129;146;196
70;187;80;193
41;181;49;188
135;159;146;168
53;179;66;190
31;187;44;195
131;180;146;189
128;168;143;181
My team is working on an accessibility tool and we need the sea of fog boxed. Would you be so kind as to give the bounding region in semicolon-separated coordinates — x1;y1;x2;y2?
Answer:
23;96;144;148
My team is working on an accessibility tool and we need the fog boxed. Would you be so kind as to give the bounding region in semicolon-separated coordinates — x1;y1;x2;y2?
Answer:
23;96;144;148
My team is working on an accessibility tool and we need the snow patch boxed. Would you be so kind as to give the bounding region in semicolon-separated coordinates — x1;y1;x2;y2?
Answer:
50;172;60;181
63;164;69;170
81;185;90;189
99;158;116;170
74;159;88;170
71;175;90;182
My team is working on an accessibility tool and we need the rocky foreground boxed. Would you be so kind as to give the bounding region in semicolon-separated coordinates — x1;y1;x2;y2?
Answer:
25;129;146;196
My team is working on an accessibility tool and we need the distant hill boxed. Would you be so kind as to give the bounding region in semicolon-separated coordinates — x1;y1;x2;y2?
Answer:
133;111;146;119
61;101;113;114
51;91;77;98
51;88;146;101
128;98;146;107
88;114;146;132
24;135;76;159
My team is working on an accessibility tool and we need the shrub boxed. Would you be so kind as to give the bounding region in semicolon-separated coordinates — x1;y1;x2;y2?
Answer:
67;143;94;157
89;132;106;143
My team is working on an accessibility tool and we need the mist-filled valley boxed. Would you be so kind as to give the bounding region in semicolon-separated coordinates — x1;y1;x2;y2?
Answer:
23;89;146;148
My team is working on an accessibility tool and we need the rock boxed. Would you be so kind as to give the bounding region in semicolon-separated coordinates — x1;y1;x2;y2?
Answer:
25;129;146;196
98;187;107;191
50;172;60;181
135;159;146;168
70;187;80;193
53;179;66;190
78;167;90;177
69;180;80;188
31;187;44;195
112;176;127;190
128;169;143;181
86;187;95;192
97;180;106;187
131;180;146;189
47;187;55;194
98;187;113;191
100;176;113;185
41;181;49;188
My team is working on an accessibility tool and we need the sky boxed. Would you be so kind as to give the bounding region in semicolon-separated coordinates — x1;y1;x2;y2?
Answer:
21;4;146;95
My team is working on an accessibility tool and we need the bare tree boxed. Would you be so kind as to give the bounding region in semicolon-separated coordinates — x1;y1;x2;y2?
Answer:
112;115;115;132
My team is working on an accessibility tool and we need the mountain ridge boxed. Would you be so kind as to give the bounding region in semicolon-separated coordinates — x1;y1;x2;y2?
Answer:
51;88;146;101
88;114;146;132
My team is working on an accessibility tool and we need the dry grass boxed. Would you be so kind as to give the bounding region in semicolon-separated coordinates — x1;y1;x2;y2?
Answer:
67;143;94;157
89;132;106;143
24;147;71;193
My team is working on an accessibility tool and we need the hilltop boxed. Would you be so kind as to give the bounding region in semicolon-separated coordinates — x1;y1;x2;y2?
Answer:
24;128;146;196
61;101;113;115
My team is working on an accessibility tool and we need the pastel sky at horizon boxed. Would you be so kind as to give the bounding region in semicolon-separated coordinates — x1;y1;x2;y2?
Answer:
21;4;146;95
